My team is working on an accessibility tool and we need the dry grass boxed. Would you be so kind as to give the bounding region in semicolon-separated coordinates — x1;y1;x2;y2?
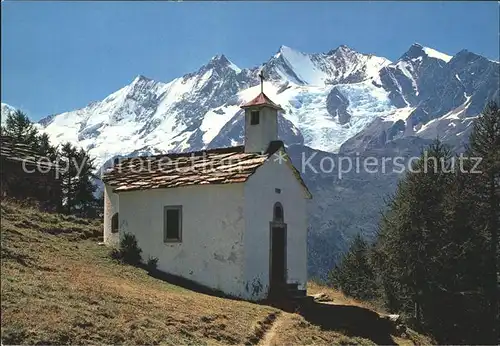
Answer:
0;201;277;345
0;200;433;345
307;281;385;313
271;313;376;346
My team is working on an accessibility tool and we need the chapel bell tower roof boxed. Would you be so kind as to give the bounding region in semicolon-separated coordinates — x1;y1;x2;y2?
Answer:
240;92;283;110
240;71;283;111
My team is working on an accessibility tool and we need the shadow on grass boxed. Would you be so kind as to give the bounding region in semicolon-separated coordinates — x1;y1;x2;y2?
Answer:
139;267;397;345
144;268;245;301
298;300;397;345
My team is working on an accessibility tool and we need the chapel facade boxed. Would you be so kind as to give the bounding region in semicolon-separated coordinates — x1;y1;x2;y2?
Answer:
102;82;311;301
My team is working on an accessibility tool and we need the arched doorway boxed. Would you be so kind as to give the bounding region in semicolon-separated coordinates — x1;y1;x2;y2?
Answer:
270;202;287;294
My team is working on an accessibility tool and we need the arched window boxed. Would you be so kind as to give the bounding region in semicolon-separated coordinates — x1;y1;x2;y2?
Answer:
111;213;119;233
273;202;284;222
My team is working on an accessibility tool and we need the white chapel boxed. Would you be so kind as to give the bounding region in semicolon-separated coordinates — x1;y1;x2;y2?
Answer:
102;80;311;301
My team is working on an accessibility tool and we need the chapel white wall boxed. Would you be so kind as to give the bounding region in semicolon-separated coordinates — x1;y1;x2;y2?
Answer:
244;107;278;153
243;154;308;300
117;183;247;298
103;184;119;246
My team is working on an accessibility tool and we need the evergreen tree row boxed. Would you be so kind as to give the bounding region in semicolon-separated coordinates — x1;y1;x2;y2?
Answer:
1;110;101;217
329;102;499;344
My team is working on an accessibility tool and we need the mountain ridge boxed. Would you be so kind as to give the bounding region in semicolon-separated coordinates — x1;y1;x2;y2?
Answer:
28;42;499;170
2;43;498;278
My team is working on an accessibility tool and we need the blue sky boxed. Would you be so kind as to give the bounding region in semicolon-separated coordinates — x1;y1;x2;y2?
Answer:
1;1;498;120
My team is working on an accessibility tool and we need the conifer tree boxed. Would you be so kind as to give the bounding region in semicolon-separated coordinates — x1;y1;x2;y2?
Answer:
3;110;39;148
331;102;499;344
59;142;79;214
466;101;500;343
329;233;377;301
35;132;58;160
58;143;97;216
373;140;454;328
73;148;97;217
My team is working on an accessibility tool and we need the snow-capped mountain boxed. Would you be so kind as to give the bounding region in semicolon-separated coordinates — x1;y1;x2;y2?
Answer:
7;43;498;278
1;103;16;125
39;44;394;168
38;43;498;170
264;45;390;86
40;55;260;166
340;43;499;154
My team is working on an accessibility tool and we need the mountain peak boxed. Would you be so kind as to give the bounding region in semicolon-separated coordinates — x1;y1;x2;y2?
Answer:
452;49;498;64
210;54;229;63
132;74;154;85
327;44;357;56
279;45;294;52
337;44;353;51
206;54;241;73
454;49;482;60
401;43;452;63
1;103;16;120
277;45;303;57
421;46;452;62
1;102;16;112
401;43;425;60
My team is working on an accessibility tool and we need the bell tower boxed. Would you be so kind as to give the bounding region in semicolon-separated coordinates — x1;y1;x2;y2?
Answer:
240;72;283;153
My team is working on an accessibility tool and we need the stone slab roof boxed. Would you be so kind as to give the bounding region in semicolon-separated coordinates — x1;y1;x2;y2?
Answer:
240;92;283;111
102;141;311;198
0;135;59;171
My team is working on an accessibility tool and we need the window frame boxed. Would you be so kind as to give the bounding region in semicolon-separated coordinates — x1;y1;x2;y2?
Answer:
273;202;284;223
111;212;119;233
163;205;183;243
250;110;260;125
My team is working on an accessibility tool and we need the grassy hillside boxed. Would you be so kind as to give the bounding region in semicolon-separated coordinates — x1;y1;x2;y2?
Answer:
0;200;431;345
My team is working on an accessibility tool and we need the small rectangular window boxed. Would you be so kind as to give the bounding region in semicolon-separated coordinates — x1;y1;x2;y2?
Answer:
250;110;260;125
164;206;182;242
111;213;119;233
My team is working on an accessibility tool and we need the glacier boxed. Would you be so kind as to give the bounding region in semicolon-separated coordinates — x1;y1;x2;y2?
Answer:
2;42;498;279
3;43;497;173
33;44;406;168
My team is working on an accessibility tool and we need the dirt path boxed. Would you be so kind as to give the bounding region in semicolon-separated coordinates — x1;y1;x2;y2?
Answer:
257;312;290;346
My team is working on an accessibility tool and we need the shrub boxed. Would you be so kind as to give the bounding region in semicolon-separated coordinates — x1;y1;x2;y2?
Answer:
109;233;142;265
109;247;122;261
146;256;159;273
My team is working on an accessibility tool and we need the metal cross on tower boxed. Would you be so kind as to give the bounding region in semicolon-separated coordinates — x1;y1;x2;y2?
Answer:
258;71;265;93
